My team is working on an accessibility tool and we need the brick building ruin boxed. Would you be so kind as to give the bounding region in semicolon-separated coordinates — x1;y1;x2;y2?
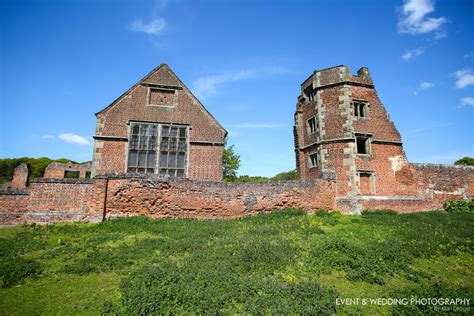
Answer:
294;65;474;213
92;64;227;181
43;162;92;179
0;64;473;225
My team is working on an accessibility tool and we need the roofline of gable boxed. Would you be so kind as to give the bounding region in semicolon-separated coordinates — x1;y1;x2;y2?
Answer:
164;66;228;136
94;64;228;137
95;64;167;116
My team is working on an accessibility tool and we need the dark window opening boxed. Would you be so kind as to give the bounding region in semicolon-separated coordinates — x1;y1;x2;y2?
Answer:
64;171;80;178
304;86;315;101
353;101;368;118
307;117;317;135
85;171;91;179
356;135;370;155
309;153;318;168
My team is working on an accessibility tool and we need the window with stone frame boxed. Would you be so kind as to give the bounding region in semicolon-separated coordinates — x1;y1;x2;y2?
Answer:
353;100;368;118
307;117;317;135
356;134;371;155
127;123;159;174
127;123;188;177
304;86;315;101
158;125;188;178
308;152;318;168
149;88;175;106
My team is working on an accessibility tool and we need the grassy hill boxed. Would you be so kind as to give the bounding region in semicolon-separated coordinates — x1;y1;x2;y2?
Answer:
0;210;473;314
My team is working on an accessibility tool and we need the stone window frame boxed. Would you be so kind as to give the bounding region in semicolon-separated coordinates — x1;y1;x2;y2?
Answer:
308;152;318;169
357;170;376;195
304;86;315;101
147;86;178;108
355;133;372;156
125;121;190;178
307;116;317;135
352;99;370;119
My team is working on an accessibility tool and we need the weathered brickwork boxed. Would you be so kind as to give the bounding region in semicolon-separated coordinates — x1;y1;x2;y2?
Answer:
295;65;474;214
1;64;473;226
44;162;92;178
103;175;335;220
0;179;95;226
92;64;227;181
0;174;336;226
11;163;29;189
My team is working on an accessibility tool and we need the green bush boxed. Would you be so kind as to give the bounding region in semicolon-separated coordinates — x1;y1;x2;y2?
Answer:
0;256;43;288
120;265;338;315
445;199;474;213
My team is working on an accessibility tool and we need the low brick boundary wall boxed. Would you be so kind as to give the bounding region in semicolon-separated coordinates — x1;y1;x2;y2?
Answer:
1;163;472;226
0;179;96;226
0;175;336;226
102;175;336;220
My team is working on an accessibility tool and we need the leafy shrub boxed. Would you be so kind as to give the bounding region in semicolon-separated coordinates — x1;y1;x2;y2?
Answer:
445;199;474;213
0;256;42;288
120;265;338;315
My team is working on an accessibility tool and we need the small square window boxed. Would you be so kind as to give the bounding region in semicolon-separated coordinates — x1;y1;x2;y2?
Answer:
307;117;317;135
308;153;318;168
353;101;368;118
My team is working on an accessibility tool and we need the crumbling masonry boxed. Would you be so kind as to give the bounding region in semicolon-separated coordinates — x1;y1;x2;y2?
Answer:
0;64;473;225
294;65;474;213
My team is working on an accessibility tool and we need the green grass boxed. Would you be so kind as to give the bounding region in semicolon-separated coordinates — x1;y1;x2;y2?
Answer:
0;209;473;314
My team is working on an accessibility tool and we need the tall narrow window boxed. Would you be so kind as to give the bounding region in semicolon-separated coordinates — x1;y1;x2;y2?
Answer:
127;123;158;173
356;134;371;155
308;153;318;168
158;125;188;178
307;117;317;135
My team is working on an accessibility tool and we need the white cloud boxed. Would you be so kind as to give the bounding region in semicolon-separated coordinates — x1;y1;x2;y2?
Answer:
464;53;474;60
129;18;166;35
41;135;55;139
420;81;435;89
58;133;92;146
401;47;425;60
452;69;474;88
458;97;474;108
397;0;447;36
192;67;288;98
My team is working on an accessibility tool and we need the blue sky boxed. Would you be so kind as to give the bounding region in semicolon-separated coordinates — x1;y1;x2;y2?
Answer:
1;0;473;177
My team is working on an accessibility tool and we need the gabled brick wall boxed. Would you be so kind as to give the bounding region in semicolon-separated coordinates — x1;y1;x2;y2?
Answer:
92;64;226;181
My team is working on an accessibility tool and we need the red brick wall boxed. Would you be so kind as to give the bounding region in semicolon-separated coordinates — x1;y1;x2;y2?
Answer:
0;176;336;225
44;162;92;178
11;164;29;189
93;140;127;175
188;144;223;181
92;64;226;180
0;179;95;226
103;176;336;220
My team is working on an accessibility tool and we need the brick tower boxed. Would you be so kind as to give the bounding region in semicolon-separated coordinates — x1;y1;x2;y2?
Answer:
294;66;413;212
